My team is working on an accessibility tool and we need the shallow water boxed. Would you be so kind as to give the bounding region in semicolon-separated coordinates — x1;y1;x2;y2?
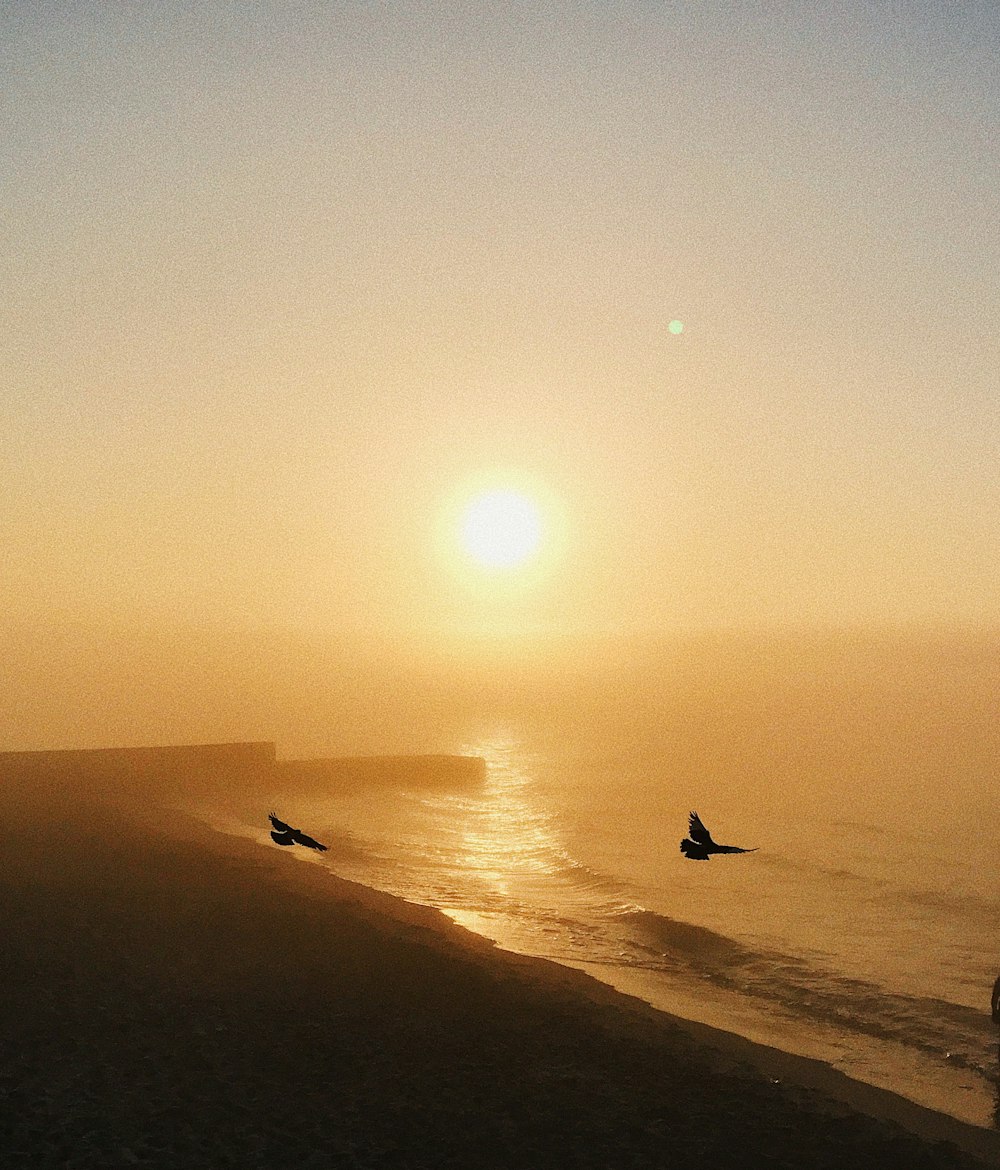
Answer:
266;719;1000;1131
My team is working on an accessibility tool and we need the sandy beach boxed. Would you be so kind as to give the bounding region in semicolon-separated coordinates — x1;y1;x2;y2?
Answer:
2;756;998;1170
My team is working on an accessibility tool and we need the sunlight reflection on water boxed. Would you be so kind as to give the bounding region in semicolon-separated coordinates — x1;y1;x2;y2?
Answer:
435;736;560;894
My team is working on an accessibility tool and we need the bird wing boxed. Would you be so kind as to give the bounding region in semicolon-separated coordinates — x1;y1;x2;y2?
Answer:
270;830;296;846
682;812;756;858
680;838;710;860
687;811;716;847
291;829;328;852
269;811;294;833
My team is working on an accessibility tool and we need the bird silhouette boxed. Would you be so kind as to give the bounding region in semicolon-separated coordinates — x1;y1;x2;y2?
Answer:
268;811;328;852
680;811;756;860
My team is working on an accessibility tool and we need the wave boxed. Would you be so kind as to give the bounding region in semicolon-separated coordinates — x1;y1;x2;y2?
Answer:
612;908;998;1080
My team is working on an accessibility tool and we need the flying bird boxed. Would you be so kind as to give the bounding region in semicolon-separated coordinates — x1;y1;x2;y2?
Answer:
268;811;328;852
680;811;756;860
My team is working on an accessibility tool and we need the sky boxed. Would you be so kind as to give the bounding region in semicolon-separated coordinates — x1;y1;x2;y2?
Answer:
3;2;999;746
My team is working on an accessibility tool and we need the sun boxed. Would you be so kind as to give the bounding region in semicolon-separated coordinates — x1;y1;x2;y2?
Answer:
459;489;543;569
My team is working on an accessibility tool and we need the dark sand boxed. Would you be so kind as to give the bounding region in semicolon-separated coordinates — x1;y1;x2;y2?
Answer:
2;763;998;1169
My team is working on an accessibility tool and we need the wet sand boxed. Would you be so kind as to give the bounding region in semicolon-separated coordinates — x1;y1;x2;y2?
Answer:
2;769;998;1168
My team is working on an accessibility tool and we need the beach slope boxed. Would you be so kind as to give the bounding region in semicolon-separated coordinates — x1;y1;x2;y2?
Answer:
1;765;997;1169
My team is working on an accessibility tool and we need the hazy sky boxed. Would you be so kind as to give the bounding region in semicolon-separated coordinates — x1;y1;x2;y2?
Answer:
5;1;999;660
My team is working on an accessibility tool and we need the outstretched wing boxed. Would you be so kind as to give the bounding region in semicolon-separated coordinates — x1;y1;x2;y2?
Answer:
269;811;294;833
291;829;328;852
687;811;716;848
681;812;757;859
270;829;296;846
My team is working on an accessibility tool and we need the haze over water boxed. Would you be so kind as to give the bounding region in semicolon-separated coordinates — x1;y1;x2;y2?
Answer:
4;0;998;1135
267;629;1000;1128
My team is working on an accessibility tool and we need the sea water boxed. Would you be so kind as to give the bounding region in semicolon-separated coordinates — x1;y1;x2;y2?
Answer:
250;634;1000;1128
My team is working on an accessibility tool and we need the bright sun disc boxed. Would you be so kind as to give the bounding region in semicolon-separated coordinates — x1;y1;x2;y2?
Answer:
460;490;542;569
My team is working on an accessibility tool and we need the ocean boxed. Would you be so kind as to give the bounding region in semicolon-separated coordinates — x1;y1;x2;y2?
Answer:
230;632;1000;1129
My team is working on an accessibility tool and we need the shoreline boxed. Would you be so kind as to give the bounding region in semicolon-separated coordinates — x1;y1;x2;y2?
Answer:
224;814;1000;1145
562;959;1000;1159
440;902;1000;1134
174;810;1000;1165
3;767;999;1167
558;957;1000;1132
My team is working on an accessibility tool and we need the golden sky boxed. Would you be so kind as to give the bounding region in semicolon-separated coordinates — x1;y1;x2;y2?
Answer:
4;2;998;664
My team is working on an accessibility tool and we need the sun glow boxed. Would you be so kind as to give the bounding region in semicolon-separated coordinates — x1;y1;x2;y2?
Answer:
460;490;543;569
